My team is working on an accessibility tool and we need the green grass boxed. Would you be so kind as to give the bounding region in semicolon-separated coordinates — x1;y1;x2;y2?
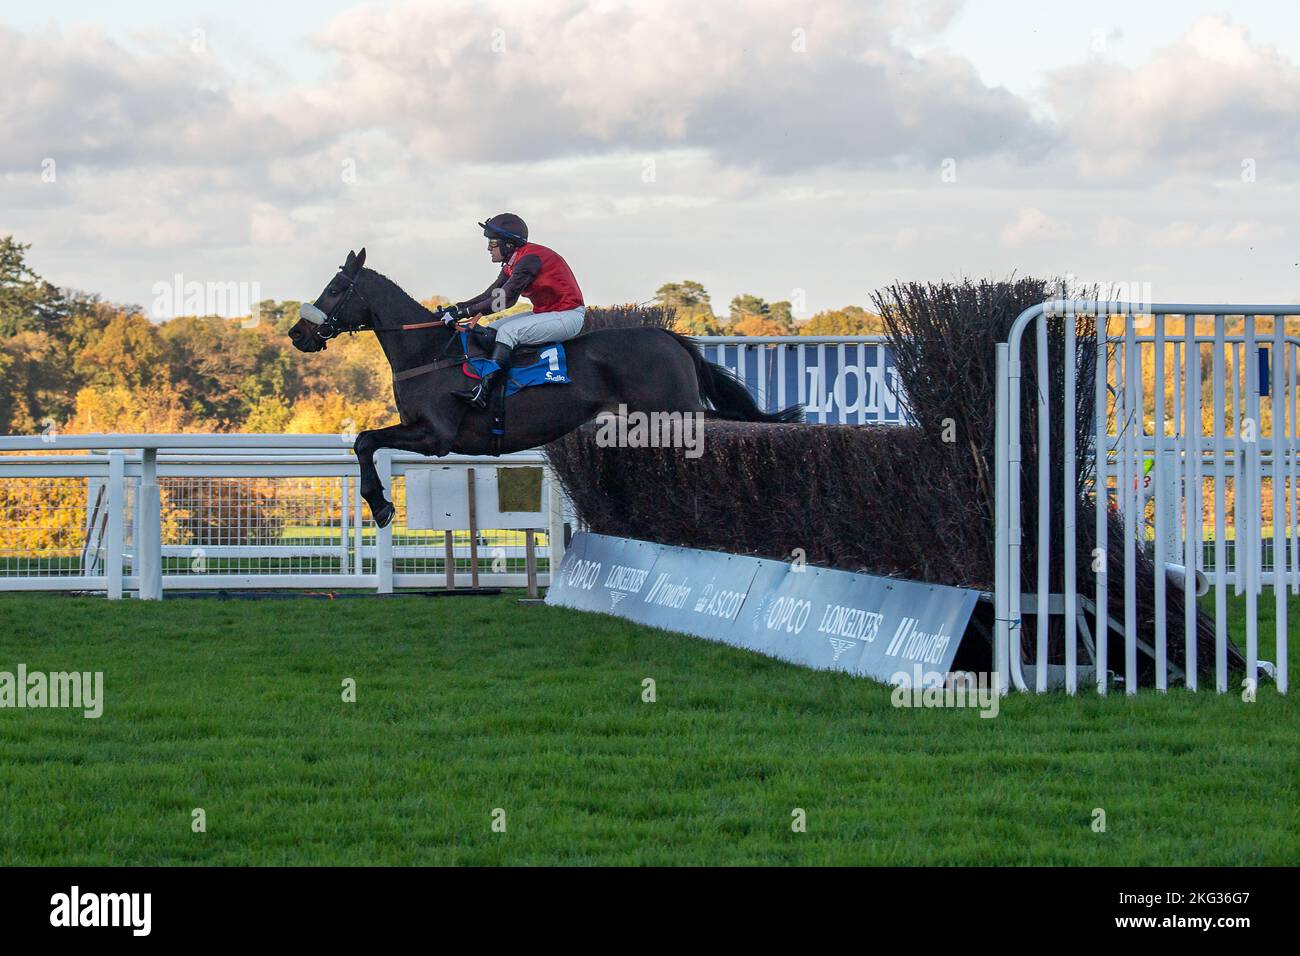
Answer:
0;592;1295;866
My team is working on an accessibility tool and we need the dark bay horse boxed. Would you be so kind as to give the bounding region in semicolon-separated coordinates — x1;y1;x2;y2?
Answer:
287;249;802;527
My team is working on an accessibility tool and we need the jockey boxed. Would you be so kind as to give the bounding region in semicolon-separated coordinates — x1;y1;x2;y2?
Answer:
445;213;586;408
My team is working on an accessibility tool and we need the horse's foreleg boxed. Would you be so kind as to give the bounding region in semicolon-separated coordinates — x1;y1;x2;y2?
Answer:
354;424;452;528
353;428;394;527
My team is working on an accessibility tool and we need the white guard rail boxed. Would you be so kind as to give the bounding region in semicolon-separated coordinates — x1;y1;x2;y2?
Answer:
0;434;569;599
694;335;906;424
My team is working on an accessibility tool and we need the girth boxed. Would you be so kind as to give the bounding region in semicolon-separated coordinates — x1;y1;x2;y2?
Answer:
392;354;467;383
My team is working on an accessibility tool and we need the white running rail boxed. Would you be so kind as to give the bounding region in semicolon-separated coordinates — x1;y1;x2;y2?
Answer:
0;434;568;598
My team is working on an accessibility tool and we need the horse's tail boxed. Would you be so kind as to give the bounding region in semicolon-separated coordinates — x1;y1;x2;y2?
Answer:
663;330;805;424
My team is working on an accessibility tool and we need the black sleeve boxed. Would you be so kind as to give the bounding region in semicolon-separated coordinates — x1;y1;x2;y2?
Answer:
456;269;509;317
456;256;541;316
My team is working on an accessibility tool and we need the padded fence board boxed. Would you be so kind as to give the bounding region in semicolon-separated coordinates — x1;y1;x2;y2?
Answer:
548;532;979;685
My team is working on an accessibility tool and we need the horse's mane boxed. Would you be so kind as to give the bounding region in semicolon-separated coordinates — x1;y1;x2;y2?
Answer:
359;267;441;327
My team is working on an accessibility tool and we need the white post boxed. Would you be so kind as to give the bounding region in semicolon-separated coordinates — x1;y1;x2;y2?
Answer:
1272;318;1289;694
545;466;566;586
1095;311;1110;694
339;475;351;576
1063;306;1077;694
1213;316;1228;692
1153;314;1167;691
1245;317;1259;688
138;447;163;599
1036;312;1050;693
353;471;364;581
1124;315;1139;694
994;344;1010;696
106;450;125;600
377;450;394;594
1184;316;1200;689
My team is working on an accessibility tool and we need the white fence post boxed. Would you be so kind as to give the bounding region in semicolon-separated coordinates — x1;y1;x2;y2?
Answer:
105;450;125;600
339;476;351;576
377;450;394;594
545;466;566;585
138;447;163;599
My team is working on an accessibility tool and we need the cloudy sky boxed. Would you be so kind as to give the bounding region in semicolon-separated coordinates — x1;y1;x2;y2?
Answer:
3;0;1300;317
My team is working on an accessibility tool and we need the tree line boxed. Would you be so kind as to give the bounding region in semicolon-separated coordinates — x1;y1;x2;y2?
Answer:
653;280;886;336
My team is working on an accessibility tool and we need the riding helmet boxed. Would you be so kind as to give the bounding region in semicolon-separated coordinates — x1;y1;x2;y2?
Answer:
479;213;528;246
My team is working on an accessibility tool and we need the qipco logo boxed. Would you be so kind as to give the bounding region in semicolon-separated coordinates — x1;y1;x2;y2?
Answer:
765;596;812;634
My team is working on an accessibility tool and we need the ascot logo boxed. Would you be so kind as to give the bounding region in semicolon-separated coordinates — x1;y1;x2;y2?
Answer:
50;886;151;936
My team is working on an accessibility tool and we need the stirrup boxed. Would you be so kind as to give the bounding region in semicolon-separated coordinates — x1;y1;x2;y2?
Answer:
456;380;489;407
461;369;502;409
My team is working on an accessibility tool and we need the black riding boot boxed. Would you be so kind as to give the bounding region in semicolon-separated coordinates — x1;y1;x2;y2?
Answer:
460;341;514;409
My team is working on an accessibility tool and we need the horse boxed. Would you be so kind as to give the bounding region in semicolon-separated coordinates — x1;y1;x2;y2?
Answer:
286;249;803;527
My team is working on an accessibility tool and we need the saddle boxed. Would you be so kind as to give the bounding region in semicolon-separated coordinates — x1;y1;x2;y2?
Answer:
460;326;570;456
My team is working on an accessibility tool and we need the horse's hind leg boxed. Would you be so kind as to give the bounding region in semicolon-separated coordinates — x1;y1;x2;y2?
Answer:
354;424;451;528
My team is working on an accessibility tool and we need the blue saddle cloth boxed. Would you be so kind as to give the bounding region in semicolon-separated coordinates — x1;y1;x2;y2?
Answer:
462;335;571;397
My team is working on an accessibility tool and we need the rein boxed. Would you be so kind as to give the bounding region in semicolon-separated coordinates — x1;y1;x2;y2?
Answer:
392;328;471;383
309;267;469;383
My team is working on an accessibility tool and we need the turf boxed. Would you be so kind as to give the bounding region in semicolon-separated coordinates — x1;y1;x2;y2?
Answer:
0;591;1295;866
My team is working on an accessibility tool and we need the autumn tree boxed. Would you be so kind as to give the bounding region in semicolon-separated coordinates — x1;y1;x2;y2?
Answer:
653;280;722;335
65;381;209;433
654;281;711;312
159;316;297;427
0;236;66;337
798;305;886;335
731;314;788;337
0;332;71;433
76;311;167;390
729;293;769;326
252;299;305;333
768;300;795;332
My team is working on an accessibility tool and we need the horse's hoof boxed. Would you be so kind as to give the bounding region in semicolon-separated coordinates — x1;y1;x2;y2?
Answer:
373;501;395;528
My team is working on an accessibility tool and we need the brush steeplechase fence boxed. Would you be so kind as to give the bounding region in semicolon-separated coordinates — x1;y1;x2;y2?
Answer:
996;300;1296;697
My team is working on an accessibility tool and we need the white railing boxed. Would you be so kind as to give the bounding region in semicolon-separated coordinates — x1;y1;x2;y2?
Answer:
995;301;1297;696
695;335;906;424
0;434;568;598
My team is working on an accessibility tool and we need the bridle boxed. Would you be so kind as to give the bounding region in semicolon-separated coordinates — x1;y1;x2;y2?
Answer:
299;264;470;385
306;266;372;341
303;266;458;342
